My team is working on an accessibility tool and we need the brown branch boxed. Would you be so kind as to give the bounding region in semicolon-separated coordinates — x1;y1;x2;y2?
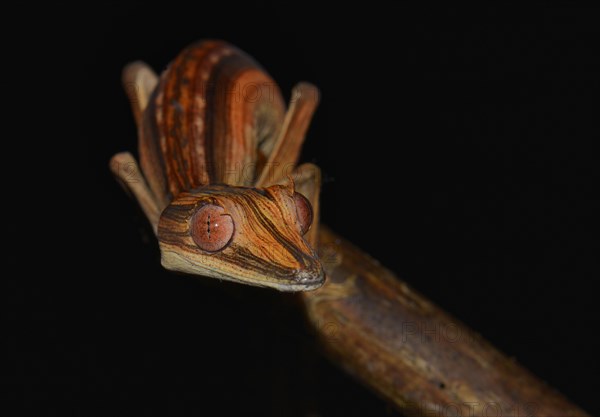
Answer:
299;226;590;417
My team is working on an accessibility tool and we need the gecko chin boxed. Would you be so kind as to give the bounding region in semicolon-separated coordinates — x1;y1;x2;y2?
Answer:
158;248;325;291
156;184;326;292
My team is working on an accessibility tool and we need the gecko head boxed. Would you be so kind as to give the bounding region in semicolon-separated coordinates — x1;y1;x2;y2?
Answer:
157;183;324;291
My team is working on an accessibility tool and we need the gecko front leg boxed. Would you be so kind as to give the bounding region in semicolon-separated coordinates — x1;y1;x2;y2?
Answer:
110;152;161;233
110;61;162;233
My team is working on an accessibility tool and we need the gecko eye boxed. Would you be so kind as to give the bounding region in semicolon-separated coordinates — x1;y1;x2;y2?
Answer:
293;192;313;235
191;204;234;252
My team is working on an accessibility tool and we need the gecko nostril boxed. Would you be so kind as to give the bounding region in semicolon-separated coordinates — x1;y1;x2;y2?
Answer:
294;266;325;283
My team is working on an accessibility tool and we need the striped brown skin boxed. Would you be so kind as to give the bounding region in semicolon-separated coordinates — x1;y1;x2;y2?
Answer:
148;40;286;201
135;40;324;290
158;184;323;291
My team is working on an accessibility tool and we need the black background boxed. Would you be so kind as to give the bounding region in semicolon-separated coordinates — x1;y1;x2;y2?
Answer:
10;3;600;416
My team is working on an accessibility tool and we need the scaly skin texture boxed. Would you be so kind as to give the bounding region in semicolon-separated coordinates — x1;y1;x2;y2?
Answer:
119;40;324;291
150;40;285;194
158;185;323;291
